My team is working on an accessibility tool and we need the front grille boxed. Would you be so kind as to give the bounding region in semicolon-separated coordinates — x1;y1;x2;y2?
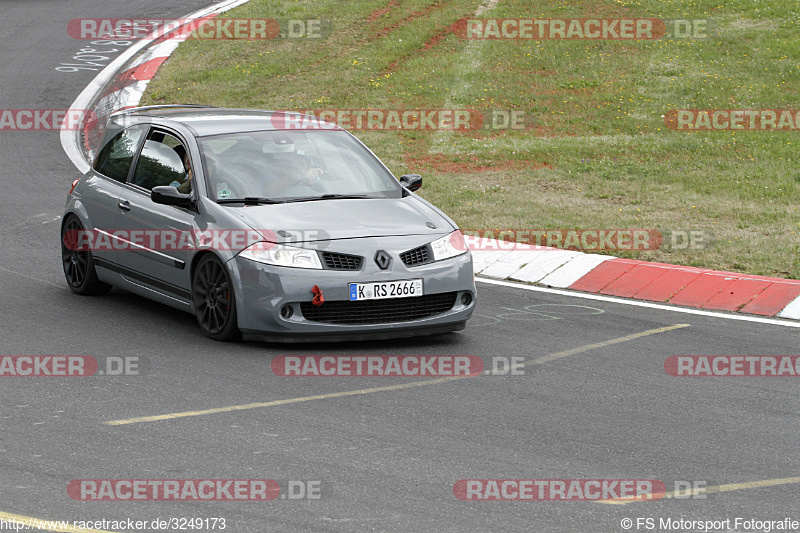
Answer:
400;244;432;267
320;251;363;271
300;292;457;325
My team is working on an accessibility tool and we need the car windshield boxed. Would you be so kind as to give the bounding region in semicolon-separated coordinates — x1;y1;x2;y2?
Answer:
196;129;402;202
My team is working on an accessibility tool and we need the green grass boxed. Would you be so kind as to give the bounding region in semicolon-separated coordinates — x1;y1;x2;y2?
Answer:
143;0;800;278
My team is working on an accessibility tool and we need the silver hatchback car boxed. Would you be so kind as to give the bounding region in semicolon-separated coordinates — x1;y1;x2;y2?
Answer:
61;106;476;341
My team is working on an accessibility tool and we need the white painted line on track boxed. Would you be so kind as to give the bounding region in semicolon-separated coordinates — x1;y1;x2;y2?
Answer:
476;277;800;328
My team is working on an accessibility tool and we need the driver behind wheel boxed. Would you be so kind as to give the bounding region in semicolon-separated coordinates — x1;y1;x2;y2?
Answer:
274;152;323;184
177;153;193;194
263;136;324;195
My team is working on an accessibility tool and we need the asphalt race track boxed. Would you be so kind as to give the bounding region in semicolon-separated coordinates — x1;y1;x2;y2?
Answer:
1;1;799;532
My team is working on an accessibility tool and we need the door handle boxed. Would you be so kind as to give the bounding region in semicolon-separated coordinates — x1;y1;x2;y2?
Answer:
118;200;131;212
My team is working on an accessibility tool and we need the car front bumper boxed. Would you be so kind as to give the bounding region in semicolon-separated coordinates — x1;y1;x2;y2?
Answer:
228;247;476;342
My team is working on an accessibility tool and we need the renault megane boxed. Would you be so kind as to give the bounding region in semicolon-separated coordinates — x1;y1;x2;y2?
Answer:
61;106;476;341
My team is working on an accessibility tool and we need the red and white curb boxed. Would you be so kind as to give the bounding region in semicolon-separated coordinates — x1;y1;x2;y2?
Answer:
81;39;183;157
59;2;800;322
60;0;251;172
472;247;800;319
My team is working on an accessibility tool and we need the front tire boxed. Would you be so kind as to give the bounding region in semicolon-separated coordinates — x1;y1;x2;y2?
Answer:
192;254;241;341
61;215;112;295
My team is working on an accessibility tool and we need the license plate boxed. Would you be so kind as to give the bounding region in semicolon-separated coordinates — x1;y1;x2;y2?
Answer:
349;279;423;301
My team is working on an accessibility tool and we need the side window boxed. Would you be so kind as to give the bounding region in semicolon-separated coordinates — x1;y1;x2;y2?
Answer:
93;125;145;182
131;130;192;192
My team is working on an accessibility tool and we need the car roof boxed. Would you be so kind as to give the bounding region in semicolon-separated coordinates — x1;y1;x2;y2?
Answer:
111;106;342;137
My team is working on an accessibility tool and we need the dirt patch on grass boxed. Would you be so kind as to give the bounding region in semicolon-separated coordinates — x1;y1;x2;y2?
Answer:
375;2;450;38
385;16;473;72
367;0;399;22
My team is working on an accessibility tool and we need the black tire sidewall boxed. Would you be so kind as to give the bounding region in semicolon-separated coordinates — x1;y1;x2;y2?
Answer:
192;255;240;341
61;215;111;295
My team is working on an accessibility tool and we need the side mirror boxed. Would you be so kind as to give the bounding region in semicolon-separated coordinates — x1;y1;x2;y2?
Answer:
152;186;195;210
399;174;422;192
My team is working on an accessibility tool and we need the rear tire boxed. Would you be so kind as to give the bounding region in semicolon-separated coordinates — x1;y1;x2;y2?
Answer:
61;215;112;295
192;254;241;341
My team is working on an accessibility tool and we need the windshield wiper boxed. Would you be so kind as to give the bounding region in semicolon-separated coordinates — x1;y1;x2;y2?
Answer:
216;197;286;205
282;194;375;203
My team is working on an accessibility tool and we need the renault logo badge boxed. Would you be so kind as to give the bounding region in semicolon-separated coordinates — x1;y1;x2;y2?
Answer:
374;250;392;270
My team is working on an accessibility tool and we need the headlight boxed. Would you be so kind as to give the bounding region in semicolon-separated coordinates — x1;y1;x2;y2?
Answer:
430;230;468;261
239;242;322;269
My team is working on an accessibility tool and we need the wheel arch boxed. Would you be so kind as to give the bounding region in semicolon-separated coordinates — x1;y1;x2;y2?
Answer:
189;249;228;286
189;250;244;319
188;249;242;340
61;200;91;233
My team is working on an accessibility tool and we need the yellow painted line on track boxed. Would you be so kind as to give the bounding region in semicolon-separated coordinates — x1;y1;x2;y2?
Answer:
0;510;117;532
0;265;64;289
597;476;800;505
104;324;689;426
104;375;467;425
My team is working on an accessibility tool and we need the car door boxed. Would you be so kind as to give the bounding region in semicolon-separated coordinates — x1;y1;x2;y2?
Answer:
113;127;197;300
82;124;146;272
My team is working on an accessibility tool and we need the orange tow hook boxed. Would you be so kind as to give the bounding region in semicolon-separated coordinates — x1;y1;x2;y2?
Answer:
311;285;325;306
